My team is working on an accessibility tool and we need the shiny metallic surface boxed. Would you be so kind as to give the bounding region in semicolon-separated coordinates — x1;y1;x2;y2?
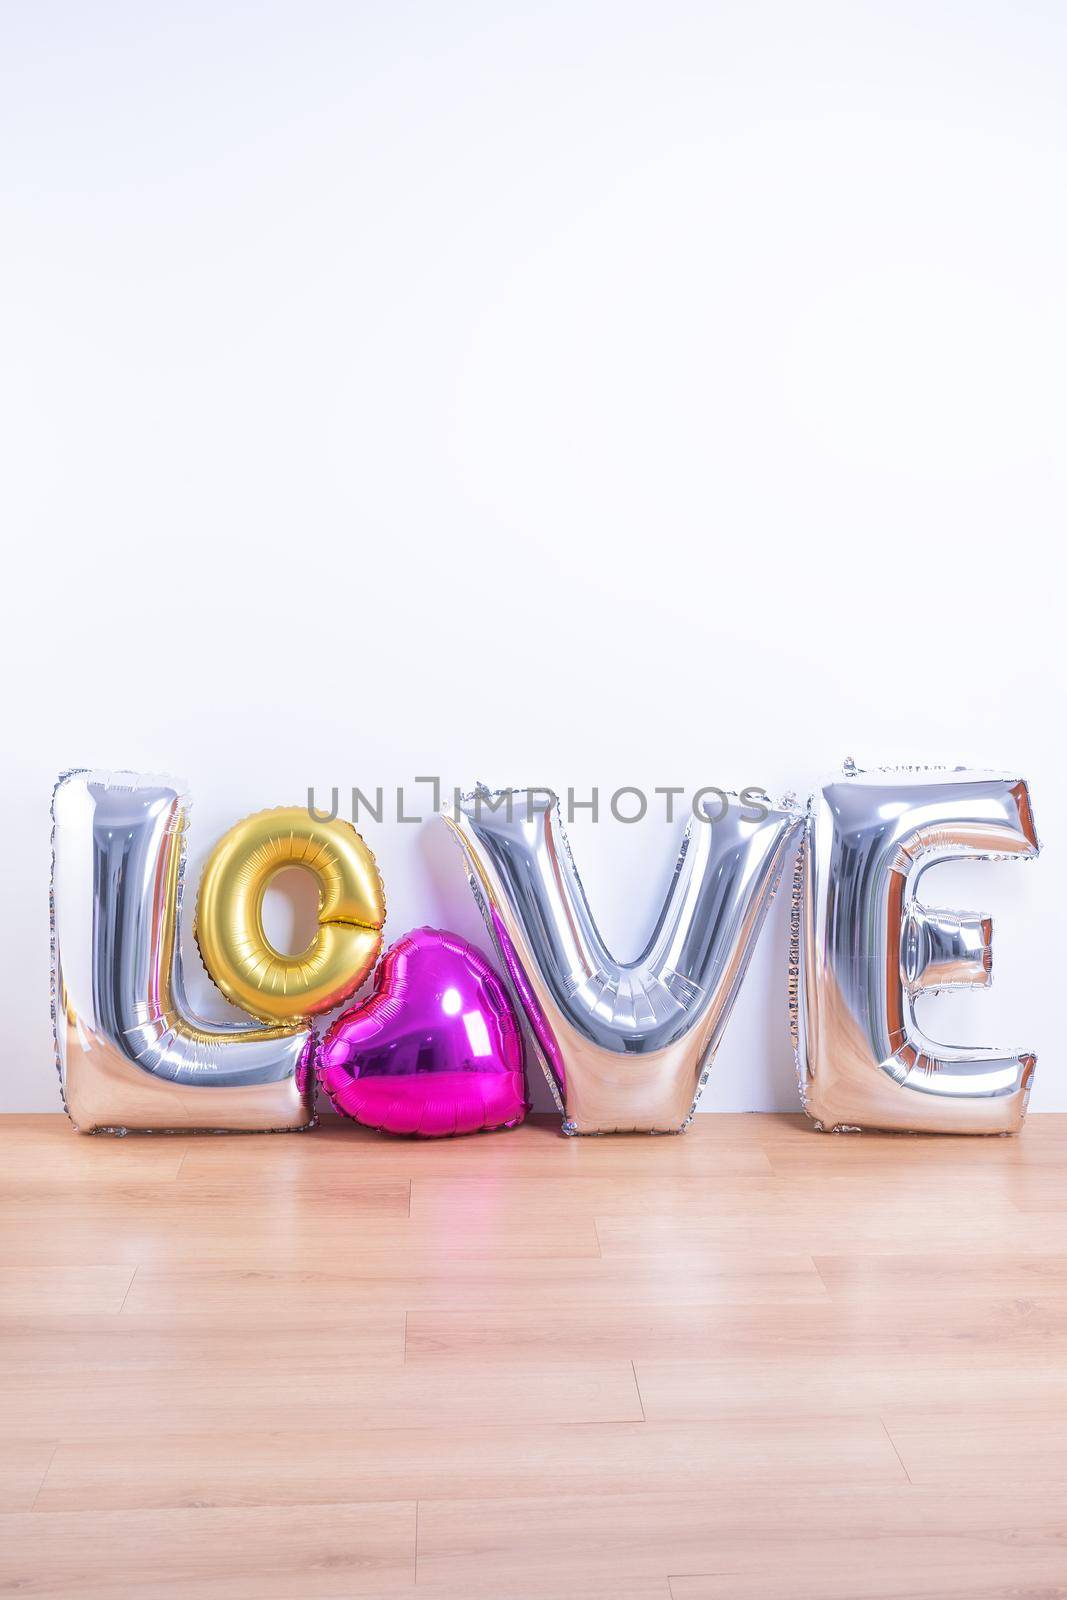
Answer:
194;805;385;1023
791;766;1040;1135
51;771;315;1134
901;904;993;995
443;787;803;1134
318;926;527;1137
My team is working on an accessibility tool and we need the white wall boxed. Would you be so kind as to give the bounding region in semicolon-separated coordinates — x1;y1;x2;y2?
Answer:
3;0;1064;1114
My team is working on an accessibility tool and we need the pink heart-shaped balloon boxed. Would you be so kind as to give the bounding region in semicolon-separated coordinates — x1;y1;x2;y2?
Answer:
317;926;527;1137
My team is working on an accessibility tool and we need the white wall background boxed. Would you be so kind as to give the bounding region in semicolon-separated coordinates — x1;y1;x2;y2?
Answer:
2;0;1063;1114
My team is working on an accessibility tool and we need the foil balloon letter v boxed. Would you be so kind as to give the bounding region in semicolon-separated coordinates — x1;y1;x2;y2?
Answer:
444;787;804;1134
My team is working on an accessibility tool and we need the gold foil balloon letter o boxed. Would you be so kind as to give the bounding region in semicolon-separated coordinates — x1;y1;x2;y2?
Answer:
195;807;386;1022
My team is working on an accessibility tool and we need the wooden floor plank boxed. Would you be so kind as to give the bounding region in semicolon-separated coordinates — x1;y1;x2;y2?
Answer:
407;1586;668;1600
0;1214;599;1272
410;1169;1028;1222
0;1173;411;1218
0;1501;416;1597
95;1252;826;1311
414;1486;1067;1594
0;1116;191;1183
0;1202;596;1269
762;1116;1067;1176
0;1266;134;1316
0;1312;406;1377
409;1172;798;1220
0;1362;642;1440
595;1204;1067;1256
669;1554;1067;1600
815;1251;1067;1300
405;1294;1067;1367
634;1353;1067;1419
884;1404;1067;1484
34;1415;903;1512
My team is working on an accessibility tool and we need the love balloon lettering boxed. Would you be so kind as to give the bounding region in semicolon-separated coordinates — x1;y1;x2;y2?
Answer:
51;765;1040;1139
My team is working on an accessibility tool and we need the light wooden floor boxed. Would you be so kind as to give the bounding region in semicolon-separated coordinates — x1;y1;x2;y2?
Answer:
2;1112;1067;1599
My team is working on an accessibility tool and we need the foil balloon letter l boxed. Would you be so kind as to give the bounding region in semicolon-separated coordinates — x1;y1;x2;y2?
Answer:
791;765;1041;1134
51;771;316;1133
443;787;804;1134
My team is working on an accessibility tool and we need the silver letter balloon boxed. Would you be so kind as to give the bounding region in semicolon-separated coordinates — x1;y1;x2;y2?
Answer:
51;771;315;1134
443;786;803;1134
791;765;1040;1134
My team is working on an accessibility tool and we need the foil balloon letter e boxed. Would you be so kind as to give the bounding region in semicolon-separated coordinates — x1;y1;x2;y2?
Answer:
791;765;1040;1134
443;787;804;1134
51;771;317;1134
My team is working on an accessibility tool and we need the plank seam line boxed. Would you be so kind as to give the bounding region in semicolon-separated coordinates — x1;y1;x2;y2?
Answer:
30;1440;60;1511
632;1360;646;1421
881;1416;912;1483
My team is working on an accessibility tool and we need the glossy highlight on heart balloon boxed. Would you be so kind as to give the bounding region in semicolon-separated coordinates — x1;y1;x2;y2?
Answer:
317;927;527;1137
